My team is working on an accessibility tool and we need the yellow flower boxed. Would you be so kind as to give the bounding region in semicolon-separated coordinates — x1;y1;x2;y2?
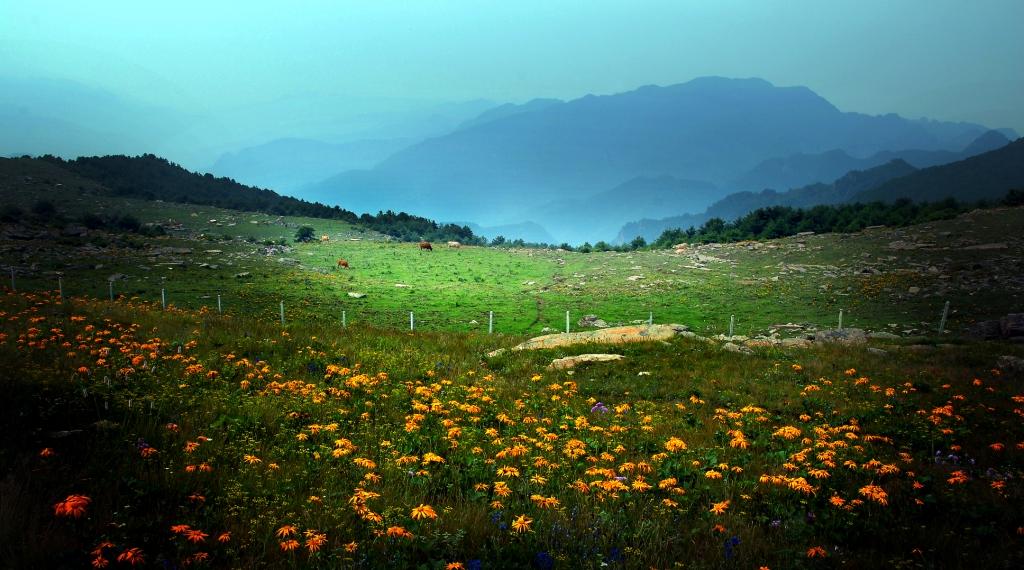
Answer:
511;514;533;533
709;500;730;515
410;504;438;520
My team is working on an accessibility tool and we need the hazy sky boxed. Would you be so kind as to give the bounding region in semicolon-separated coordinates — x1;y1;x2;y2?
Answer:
1;0;1022;130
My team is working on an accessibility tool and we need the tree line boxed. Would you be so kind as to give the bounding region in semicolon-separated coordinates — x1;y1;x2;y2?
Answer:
650;190;1024;248
36;154;482;243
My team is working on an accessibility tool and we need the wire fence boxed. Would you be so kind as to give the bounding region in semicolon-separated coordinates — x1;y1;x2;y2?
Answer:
2;269;957;337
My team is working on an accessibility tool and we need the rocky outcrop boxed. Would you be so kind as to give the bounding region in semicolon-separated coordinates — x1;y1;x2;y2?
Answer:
497;324;690;354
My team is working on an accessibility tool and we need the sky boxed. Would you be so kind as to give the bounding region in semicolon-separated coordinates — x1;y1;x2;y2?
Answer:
1;0;1022;138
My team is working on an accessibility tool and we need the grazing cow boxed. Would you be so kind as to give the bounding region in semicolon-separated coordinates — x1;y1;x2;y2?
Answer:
447;241;461;249
418;241;433;251
320;235;330;243
336;259;349;269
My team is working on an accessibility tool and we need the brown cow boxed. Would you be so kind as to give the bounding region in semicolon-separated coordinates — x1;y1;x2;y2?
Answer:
336;259;350;269
418;241;433;251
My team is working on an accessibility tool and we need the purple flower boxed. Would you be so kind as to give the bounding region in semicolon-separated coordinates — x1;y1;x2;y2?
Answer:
591;402;609;414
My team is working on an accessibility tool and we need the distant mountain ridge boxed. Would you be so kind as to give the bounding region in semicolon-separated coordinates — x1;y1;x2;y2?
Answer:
303;76;1004;242
617;136;1024;243
733;130;1012;191
210;137;411;193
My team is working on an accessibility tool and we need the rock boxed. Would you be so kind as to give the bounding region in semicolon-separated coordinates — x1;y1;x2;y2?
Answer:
107;273;128;282
965;320;1001;339
902;344;936;353
997;355;1024;373
394;283;410;288
908;286;921;294
814;328;867;345
723;342;753;355
627;275;645;281
781;338;812;348
61;224;88;237
867;347;889;356
486;348;507;358
347;292;366;299
547;353;624;370
234;272;251;278
578;314;609;328
867;331;901;340
1000;314;1024;338
505;324;691;351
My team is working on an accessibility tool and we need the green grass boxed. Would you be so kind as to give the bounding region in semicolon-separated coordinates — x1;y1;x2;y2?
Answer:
1;291;1022;568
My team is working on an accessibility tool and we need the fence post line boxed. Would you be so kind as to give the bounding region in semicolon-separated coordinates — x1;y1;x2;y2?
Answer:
729;315;735;337
838;309;844;331
938;301;950;333
217;294;222;313
489;311;494;334
342;310;346;328
280;301;285;325
565;310;570;334
161;288;166;310
108;280;113;301
410;311;414;331
648;311;653;326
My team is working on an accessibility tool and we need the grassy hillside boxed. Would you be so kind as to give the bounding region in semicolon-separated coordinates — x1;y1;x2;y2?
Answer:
1;288;1022;568
2;172;1024;336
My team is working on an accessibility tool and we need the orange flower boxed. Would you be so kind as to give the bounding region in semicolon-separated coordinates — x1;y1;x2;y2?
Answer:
217;532;231;543
116;547;145;566
806;546;828;558
53;494;91;518
279;539;300;552
709;500;730;515
276;525;297;538
344;541;358;553
185;529;208;544
39;447;55;458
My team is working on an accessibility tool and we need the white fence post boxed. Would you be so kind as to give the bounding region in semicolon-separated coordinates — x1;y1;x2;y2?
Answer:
108;280;113;301
161;288;166;310
410;311;415;331
729;315;735;337
217;294;222;313
58;277;63;301
838;309;844;331
280;301;285;325
9;268;14;291
342;310;347;328
565;310;570;334
489;311;494;334
938;301;950;333
648;311;653;326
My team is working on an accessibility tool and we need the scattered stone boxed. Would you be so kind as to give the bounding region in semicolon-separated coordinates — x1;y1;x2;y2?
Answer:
577;314;609;328
867;347;889;356
627;275;645;281
963;242;1007;250
723;342;753;355
234;272;251;278
780;338;812;348
1000;314;1024;338
107;273;127;282
867;331;900;340
347;292;366;299
814;328;867;345
547;353;624;370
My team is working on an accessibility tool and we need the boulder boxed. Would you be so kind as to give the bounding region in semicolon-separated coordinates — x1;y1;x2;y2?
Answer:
867;331;901;340
505;324;691;352
965;319;1002;340
347;292;366;299
547;354;624;370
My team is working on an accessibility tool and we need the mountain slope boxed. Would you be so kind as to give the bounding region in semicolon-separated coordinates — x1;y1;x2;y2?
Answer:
854;138;1024;203
305;76;997;235
209;137;411;193
733;130;1012;191
617;159;921;243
